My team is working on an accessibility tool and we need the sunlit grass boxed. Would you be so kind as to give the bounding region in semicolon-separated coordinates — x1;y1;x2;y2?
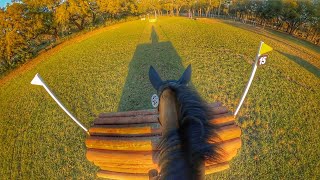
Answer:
0;17;319;179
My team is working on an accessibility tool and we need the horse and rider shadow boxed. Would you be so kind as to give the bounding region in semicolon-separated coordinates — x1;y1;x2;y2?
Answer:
118;26;186;111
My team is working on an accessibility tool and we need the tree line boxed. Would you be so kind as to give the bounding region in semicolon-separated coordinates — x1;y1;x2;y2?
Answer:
0;0;319;75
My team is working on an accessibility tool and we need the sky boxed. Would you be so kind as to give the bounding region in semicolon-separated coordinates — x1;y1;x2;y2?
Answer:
0;0;11;8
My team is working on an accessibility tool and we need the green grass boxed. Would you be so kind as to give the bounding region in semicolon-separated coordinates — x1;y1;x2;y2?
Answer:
1;17;319;179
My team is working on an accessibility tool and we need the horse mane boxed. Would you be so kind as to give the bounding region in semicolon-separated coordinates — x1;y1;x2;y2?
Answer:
158;83;221;180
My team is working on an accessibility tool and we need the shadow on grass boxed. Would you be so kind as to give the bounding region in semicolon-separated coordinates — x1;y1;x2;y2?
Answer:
278;50;320;78
118;26;185;111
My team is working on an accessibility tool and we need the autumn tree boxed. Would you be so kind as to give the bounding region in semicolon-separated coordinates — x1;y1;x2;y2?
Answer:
0;3;34;65
0;9;6;68
280;0;313;34
173;0;185;16
204;0;220;17
55;0;92;31
160;0;173;15
23;0;62;39
121;0;139;16
96;0;122;19
136;0;160;17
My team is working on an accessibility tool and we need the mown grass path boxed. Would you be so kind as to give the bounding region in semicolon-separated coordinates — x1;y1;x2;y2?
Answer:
0;17;319;179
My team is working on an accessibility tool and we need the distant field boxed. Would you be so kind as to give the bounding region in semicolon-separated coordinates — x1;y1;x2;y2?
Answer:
0;17;319;179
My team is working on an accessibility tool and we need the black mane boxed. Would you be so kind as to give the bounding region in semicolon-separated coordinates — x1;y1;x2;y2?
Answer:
158;83;221;180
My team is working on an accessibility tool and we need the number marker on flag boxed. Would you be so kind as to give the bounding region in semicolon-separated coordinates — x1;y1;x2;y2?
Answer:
258;55;268;65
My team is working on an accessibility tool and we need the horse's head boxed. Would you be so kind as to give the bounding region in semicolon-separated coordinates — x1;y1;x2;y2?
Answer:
148;65;219;180
148;65;192;134
149;65;194;179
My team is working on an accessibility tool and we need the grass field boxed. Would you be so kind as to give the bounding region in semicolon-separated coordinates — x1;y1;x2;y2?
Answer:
0;17;319;179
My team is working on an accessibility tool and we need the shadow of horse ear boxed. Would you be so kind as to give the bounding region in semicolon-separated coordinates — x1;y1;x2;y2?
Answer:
178;64;192;85
149;66;163;90
148;169;159;180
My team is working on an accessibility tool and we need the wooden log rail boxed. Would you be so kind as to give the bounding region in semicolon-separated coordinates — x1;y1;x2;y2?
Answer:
85;102;241;180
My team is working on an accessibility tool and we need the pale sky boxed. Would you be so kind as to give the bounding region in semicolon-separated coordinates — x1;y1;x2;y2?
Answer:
0;0;11;8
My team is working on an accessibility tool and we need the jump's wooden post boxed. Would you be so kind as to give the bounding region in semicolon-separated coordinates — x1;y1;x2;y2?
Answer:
85;102;241;180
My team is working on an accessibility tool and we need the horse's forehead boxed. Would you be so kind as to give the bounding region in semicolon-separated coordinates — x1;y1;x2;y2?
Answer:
159;80;178;93
160;88;175;99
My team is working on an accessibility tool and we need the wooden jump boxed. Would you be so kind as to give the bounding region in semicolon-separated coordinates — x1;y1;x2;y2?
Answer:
85;102;241;179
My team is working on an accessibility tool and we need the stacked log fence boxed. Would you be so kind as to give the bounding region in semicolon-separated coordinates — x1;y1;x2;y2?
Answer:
85;102;241;180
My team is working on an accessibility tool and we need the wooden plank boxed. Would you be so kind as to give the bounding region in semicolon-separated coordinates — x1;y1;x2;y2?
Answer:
94;103;229;125
94;114;159;125
211;115;235;126
89;115;235;136
95;162;158;169
87;149;158;164
99;165;159;174
86;124;240;151
96;162;230;179
86;136;160;151
210;124;241;142
94;113;234;126
90;115;235;136
86;138;241;165
89;123;161;136
218;138;241;162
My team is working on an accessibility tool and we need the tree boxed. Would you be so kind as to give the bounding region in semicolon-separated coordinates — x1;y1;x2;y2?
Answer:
231;0;250;19
204;0;220;17
23;0;61;39
255;0;282;27
55;0;92;31
308;1;320;43
0;9;7;68
280;0;311;34
161;0;173;15
174;0;185;16
97;0;137;19
121;0;139;16
1;3;33;64
136;0;160;17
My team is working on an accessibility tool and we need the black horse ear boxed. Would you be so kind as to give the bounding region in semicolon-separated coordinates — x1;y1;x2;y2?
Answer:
149;66;163;90
178;64;192;85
